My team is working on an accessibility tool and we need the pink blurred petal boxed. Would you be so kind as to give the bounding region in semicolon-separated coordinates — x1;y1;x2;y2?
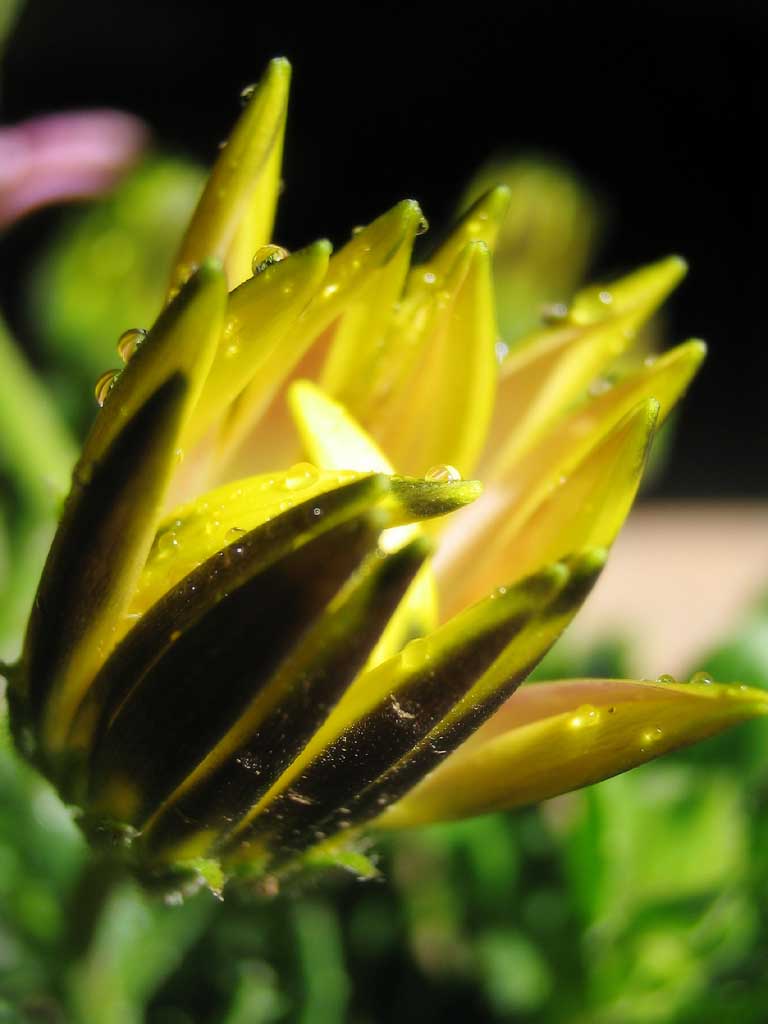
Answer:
0;110;148;228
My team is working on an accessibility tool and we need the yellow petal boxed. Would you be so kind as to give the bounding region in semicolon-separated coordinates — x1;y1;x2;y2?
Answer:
413;185;511;288
224;103;288;289
373;240;498;477
287;380;481;665
471;339;705;560
168;58;291;295
84;261;227;467
183;241;331;448
216;200;423;469
467;159;600;342
320;207;424;417
128;461;480;621
377;677;768;828
23;264;226;756
289;378;393;473
568;254;687;327
437;399;658;617
489;256;686;470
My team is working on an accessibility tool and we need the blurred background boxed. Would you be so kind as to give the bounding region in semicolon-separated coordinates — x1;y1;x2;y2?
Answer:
0;1;767;1021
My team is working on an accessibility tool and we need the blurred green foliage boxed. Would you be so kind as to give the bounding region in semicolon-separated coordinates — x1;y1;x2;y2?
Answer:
2;154;768;1022
26;157;204;428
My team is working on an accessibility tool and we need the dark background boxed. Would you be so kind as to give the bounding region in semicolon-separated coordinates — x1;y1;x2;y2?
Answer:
2;0;765;496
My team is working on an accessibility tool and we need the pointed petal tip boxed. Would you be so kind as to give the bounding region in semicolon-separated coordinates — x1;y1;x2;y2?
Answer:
390;474;483;521
376;676;768;830
683;337;707;361
268;55;292;74
251;57;292;94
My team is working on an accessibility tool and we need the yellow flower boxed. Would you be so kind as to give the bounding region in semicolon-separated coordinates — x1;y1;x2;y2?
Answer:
7;58;767;891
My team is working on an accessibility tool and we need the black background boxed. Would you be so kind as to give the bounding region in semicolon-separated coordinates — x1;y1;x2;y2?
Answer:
2;0;765;496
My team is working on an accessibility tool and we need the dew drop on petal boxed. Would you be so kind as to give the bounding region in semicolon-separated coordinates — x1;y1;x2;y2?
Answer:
656;673;677;684
94;369;120;406
283;462;319;491
569;704;600;729
401;637;430;672
252;244;289;276
157;531;180;557
239;83;257;106
598;289;613;305
690;671;715;685
640;726;663;749
425;464;462;483
541;302;569;324
351;225;365;236
116;327;147;363
415;214;429;236
225;526;247;542
588;376;613;397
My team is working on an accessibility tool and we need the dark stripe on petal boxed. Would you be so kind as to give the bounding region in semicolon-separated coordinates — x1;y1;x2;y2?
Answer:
143;537;430;857
220;562;570;861
76;475;388;751
320;550;607;837
87;511;385;826
23;374;188;754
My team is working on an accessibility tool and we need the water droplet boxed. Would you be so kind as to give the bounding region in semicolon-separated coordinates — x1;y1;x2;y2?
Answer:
94;369;120;406
640;726;663;748
541;302;569;324
425;464;462;483
401;637;430;672
656;673;677;684
116;327;147;363
598;290;613;305
495;339;509;362
690;671;715;686
568;704;601;729
351;224;365;236
225;526;246;542
415;214;429;236
283;462;319;491
588;376;613;397
157;531;180;557
239;83;257;106
644;355;658;367
252;244;289;276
